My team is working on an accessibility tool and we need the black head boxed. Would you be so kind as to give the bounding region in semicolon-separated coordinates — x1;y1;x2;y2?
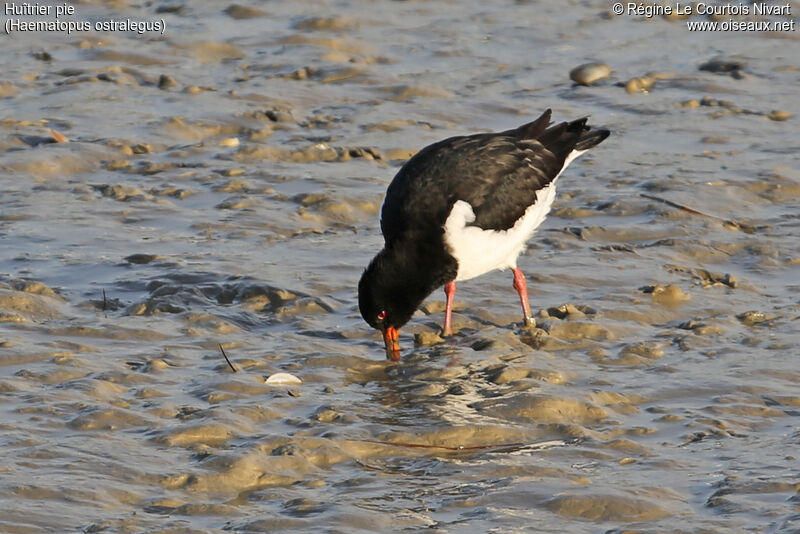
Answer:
358;249;419;332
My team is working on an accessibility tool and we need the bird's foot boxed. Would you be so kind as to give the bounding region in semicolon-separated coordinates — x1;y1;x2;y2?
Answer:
521;316;537;329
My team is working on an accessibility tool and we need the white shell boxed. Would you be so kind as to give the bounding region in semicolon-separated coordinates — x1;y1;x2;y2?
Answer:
265;372;302;385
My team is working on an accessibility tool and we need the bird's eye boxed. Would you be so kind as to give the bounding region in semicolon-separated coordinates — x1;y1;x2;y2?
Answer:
377;310;387;320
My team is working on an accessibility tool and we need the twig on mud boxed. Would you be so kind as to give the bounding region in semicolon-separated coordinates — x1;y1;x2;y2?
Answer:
356;438;574;453
640;193;757;233
219;343;237;373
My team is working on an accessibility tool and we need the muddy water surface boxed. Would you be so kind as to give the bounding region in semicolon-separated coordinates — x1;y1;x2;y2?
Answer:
1;1;799;532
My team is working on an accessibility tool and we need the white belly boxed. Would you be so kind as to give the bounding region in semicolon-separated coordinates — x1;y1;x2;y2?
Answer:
443;183;557;281
442;149;584;282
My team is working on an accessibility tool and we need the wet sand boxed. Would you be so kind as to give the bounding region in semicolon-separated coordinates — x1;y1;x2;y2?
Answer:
1;1;799;532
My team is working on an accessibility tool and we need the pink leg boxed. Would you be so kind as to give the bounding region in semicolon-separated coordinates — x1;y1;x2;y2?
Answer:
443;281;456;336
512;267;534;327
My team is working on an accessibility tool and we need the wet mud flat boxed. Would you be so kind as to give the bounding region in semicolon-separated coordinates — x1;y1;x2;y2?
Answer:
1;0;799;532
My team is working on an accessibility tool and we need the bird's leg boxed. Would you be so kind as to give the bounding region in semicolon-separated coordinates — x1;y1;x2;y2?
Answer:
512;267;535;327
443;281;456;336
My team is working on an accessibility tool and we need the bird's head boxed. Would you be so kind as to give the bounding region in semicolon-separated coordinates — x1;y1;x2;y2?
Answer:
358;250;419;360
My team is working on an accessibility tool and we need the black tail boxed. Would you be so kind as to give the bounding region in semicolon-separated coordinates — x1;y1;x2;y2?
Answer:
503;111;609;161
532;115;609;162
575;124;610;151
505;109;553;140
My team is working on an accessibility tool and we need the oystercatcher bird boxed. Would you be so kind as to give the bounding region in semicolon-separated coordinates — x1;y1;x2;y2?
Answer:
359;109;609;360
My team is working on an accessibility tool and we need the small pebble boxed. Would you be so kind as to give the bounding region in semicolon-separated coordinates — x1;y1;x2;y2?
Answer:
132;143;152;154
224;4;268;19
155;4;183;14
699;57;745;74
220;137;240;147
569;62;612;86
124;254;161;264
158;74;177;90
644;284;691;306
625;76;655;94
546;303;587;320
737;310;774;326
767;110;792;122
700;96;735;108
32;50;52;61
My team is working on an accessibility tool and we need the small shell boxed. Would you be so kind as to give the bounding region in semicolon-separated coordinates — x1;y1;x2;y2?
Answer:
569;62;612;86
220;137;240;147
265;372;302;385
50;129;69;143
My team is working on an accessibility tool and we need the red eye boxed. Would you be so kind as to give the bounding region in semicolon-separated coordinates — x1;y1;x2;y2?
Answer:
377;311;387;320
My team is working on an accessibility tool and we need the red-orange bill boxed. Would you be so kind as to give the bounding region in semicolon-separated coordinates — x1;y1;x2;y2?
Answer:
382;326;400;361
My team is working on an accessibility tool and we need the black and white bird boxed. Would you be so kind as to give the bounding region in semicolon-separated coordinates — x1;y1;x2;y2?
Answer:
358;109;609;360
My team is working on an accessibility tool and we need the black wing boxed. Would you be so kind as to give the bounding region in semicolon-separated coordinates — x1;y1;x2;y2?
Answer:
380;110;608;244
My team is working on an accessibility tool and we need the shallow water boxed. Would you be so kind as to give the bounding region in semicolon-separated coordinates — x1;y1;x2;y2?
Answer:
1;1;799;532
